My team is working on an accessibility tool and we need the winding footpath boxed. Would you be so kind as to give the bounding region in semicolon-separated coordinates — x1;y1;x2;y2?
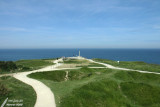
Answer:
88;59;160;75
13;58;63;107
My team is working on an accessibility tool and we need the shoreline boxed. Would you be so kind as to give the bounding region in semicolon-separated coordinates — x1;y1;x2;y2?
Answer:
0;49;160;64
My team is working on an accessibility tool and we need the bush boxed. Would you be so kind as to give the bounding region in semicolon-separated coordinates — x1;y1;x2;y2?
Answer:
0;83;9;96
0;61;17;72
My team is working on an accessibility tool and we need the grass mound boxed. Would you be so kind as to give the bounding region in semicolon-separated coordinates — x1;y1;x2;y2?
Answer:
60;79;129;107
28;71;66;82
28;67;111;82
114;71;160;84
121;82;160;106
28;64;160;107
68;67;96;80
28;67;95;82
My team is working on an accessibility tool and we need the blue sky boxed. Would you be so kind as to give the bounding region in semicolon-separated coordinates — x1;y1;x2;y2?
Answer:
0;0;160;49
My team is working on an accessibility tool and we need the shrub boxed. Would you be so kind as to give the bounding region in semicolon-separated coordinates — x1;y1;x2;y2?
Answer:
0;83;9;96
0;61;17;72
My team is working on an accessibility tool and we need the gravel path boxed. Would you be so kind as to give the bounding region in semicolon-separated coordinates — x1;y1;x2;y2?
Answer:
13;58;63;107
14;72;56;107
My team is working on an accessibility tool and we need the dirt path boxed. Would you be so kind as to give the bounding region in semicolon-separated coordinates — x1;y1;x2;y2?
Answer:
64;71;69;81
14;72;56;107
87;59;160;75
13;58;63;107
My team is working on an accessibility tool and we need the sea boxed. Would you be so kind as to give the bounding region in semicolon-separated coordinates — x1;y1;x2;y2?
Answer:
0;49;160;65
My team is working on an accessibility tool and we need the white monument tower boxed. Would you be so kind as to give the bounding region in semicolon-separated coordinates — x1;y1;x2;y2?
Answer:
79;50;80;57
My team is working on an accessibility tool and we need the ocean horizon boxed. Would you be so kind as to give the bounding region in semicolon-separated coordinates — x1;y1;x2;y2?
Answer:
0;48;160;65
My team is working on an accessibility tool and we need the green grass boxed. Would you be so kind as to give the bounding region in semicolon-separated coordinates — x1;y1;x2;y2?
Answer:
64;59;105;67
28;67;111;82
64;59;89;64
0;59;55;74
114;71;160;85
28;68;114;106
29;67;160;107
60;79;130;107
93;58;160;73
0;76;36;107
121;82;160;106
0;61;17;73
15;59;54;71
114;71;160;107
28;71;66;82
86;63;106;67
76;63;106;67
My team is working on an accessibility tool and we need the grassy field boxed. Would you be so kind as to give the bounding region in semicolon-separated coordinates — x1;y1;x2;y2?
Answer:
86;63;106;67
63;59;89;64
63;58;105;67
15;59;54;71
0;76;36;107
93;58;160;73
1;58;159;107
28;67;160;107
0;59;54;74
